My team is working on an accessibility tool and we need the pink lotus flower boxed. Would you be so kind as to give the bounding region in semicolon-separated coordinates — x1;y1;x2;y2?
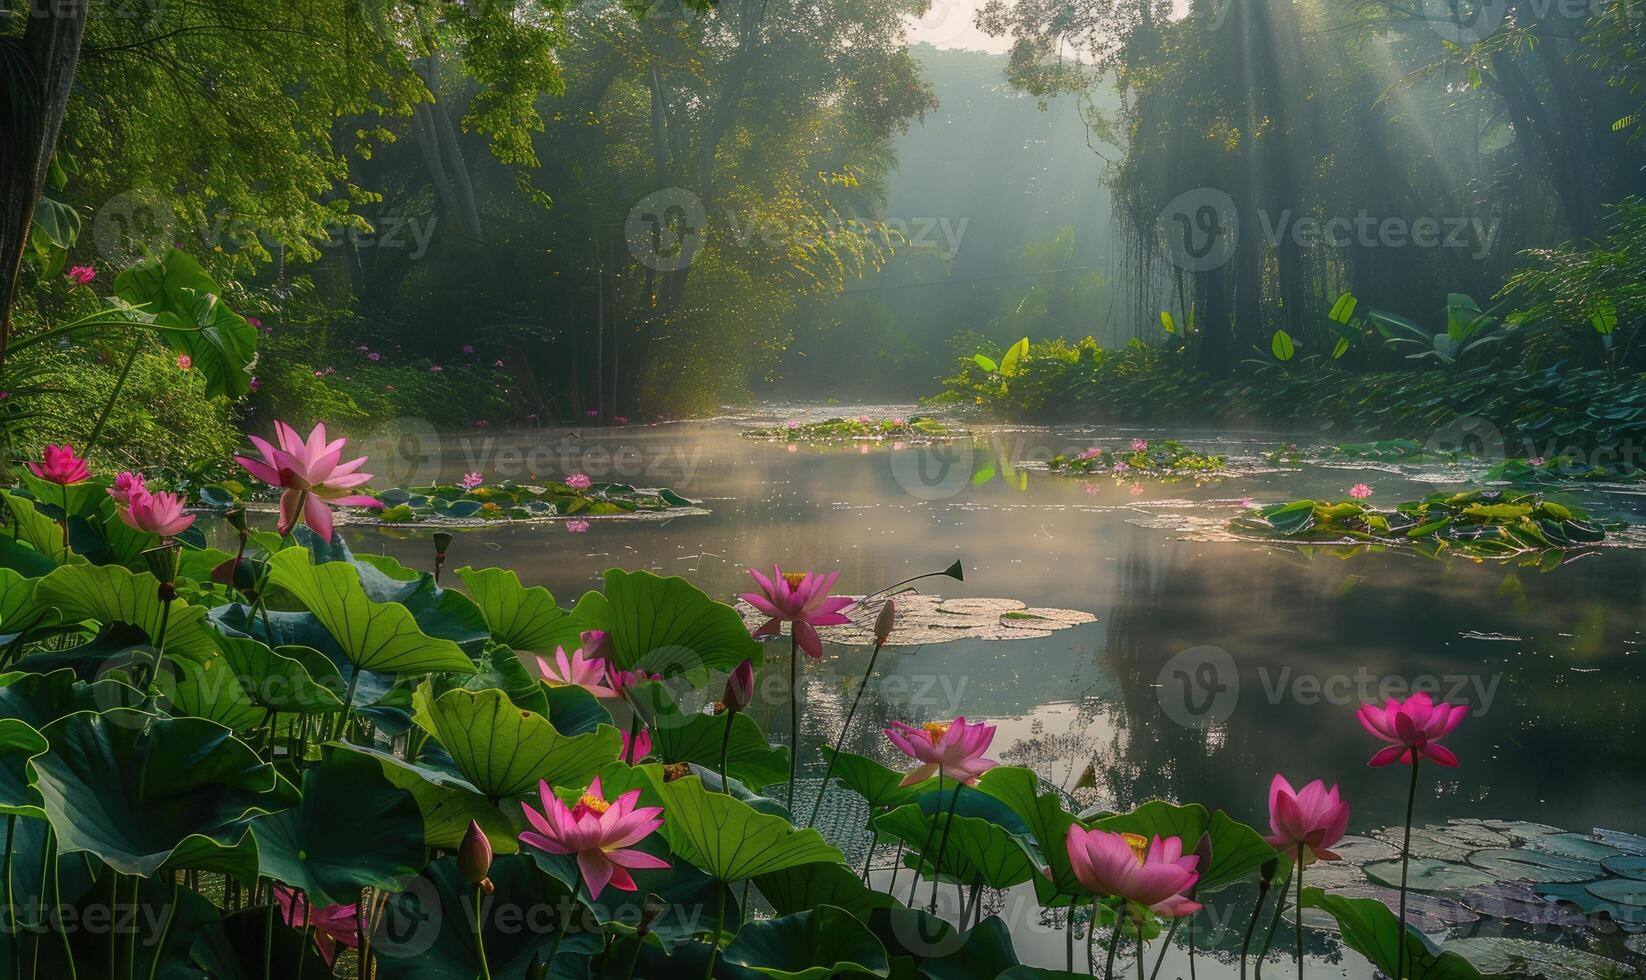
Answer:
1112;461;1130;474
566;519;591;533
785;420;801;429
176;354;192;370
883;717;999;786
1349;483;1373;500
459;472;484;490
367;352;380;362
621;726;652;762
518;776;669;899
29;444;90;485
272;885;360;968
1129;483;1143;496
1357;691;1467;767
565;473;592;491
890;417;906;427
723;660;755;714
741;566;855;659
234;421;381;542
536;645;616;698
607;664;660;697
1265;774;1350;864
458;819;494;894
1066;829;1202;917
1131;438;1149;452
108;471;148;506
65;265;96;286
1527;457;1546;467
118;489;195;539
856;415;873;424
1078;447;1102;460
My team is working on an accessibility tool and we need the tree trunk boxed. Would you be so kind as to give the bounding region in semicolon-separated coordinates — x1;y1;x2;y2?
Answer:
0;0;89;369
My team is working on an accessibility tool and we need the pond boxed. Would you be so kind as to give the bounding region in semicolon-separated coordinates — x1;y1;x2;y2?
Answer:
341;405;1646;977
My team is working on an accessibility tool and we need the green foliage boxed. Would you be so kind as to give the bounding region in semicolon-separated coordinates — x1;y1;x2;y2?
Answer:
1046;439;1226;478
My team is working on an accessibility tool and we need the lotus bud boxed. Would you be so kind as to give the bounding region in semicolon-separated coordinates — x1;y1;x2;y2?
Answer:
873;598;897;646
1258;856;1279;896
723;659;755;715
225;506;249;534
432;531;453;583
458;820;494;894
580;629;612;661
143;543;182;598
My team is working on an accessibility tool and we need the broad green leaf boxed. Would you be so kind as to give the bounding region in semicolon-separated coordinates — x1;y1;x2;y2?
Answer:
556;569;761;676
214;634;345;714
656;775;843;882
874;804;1039;889
1159;311;1176;334
972;354;998;372
1;490;77;567
33;709;277;878
455;566;568;651
268;548;476;675
998;337;1029;376
819;746;922;810
1302;888;1488;979
977;766;1085;904
0;566;44;633
723;905;892;980
35;561;217;661
344;743;519;853
1271;329;1295;361
1093;800;1275;893
251;746;426;906
920;916;1022;980
632;682;788;788
0;717;47;817
463;642;549;716
162;651;268;731
411;683;619;802
116;249;257;398
754;859;901;921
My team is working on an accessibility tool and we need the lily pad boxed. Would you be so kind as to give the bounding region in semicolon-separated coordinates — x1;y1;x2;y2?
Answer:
1585;878;1646;907
1458;880;1588;928
1363;858;1495;892
1526;832;1626;862
1602;855;1646;880
1443;937;1635;980
1466;847;1603;883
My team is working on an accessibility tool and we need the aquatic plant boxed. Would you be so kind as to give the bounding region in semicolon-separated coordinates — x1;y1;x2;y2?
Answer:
743;414;956;442
368;478;698;525
235;420;381;540
1048;439;1227;480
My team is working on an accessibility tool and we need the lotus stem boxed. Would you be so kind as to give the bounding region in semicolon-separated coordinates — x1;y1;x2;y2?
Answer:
1150;917;1181;980
703;882;727;980
1104;906;1125;980
1137;911;1146;980
885;839;903;892
1254;864;1293;980
1066;903;1076;971
908;772;943;906
716;711;734;793
786;633;798;812
621;930;644;980
1296;845;1305;980
51;833;74;980
627;715;642;766
1396;757;1420;980
127;874;140;980
808;635;887;827
860;814;878;880
296;891;311;980
262;885;274;980
4;814;14;980
545;871;583;969
928;778;963;915
473;884;492;980
1239;878;1269;980
332;670;362;743
146;878;179;980
83;336;142;455
145;597;172;702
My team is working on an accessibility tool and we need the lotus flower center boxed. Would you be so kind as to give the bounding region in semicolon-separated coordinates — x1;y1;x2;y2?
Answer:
922;721;951;740
781;572;808;589
578;793;611;814
1122;833;1148;864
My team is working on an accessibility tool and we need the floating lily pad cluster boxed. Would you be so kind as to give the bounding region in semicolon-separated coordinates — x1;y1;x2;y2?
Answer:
363;480;701;525
735;593;1097;645
1485;456;1646;484
1048;439;1227;479
1232;488;1609;559
743;415;956;442
1329;438;1459;463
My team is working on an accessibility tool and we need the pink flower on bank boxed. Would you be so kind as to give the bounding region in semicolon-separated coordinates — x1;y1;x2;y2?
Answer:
108;471;148;506
621;726;652;762
65;265;96;286
176;354;192;370
1113;461;1130;475
565;473;592;491
1129;483;1143;496
234;421;382;542
856;415;873;424
566;520;591;533
518;777;669;899
459;472;484;490
1528;457;1546;467
1066;829;1202;918
272;885;360;968
1357;691;1467;767
429;365;443;373
741;566;855;660
249;377;261;392
1265;774;1350;865
785;420;801;430
884;716;999;786
368;352;380;362
30;444;90;485
1349;483;1373;500
1131;438;1149;452
891;417;906;427
586;409;600;418
536;645;616;698
1078;447;1102;460
118;489;195;539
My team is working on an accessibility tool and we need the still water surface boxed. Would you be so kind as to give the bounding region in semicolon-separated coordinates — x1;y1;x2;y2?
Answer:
342;406;1646;976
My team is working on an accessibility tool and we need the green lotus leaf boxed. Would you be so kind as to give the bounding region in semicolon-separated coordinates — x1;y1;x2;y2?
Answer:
556;569;761;675
0;668;129;727
267;548;476;675
1301;887;1488;979
919;916;1022;980
819;746;923;811
1365;857;1497;891
297;532;491;652
754;855;902;921
345;743;519;853
411;683;620;802
0;566;46;633
455;566;568;651
1443;937;1630;980
35;562;216;661
189;905;334;979
630;682;788;788
214;634;345;714
538;681;612;736
723;904;891;980
251;745;426;906
1;490;79;567
0;717;47;817
463;642;549;716
1465;847;1602;883
161;650;268;731
977;766;1086;905
32;709;279;877
373;855;599;979
656;775;843;882
1525;832;1626;863
1093;799;1276;893
1584;878;1646;907
873;803;1039;890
